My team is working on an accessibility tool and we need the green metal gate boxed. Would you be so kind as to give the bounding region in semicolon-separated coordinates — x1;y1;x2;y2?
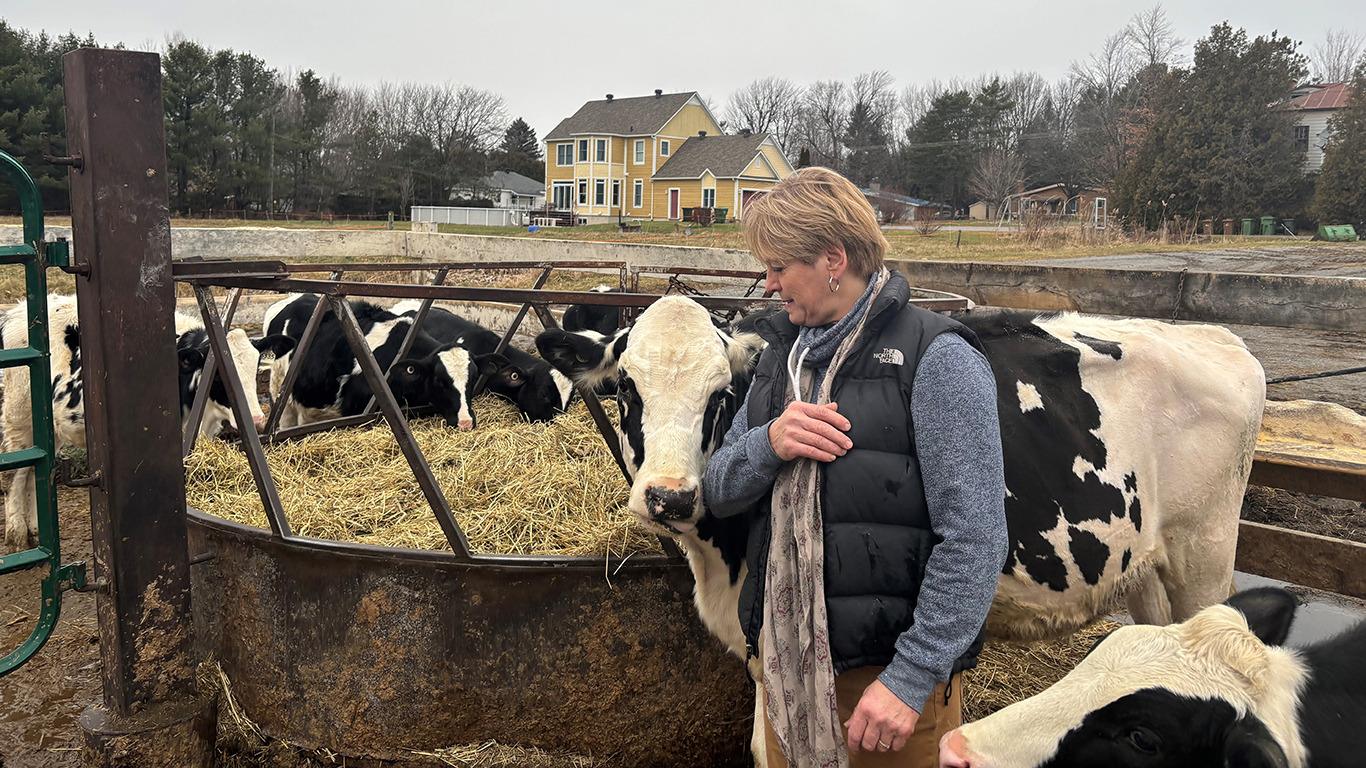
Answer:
0;150;86;677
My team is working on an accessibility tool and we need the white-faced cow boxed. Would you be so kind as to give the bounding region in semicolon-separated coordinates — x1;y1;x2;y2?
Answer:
538;296;1265;760
261;295;506;431
390;300;574;423
939;587;1365;768
2;294;290;550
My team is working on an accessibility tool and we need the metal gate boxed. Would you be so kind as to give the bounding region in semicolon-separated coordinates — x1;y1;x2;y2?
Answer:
0;150;86;676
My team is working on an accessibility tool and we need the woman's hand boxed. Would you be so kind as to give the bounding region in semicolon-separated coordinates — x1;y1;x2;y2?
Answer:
767;401;852;462
845;679;919;753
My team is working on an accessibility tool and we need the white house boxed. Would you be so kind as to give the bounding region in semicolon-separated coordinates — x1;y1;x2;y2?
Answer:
450;170;546;210
1287;82;1351;172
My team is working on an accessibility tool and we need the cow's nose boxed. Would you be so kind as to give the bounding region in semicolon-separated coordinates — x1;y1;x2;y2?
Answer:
458;418;474;432
252;413;267;430
939;731;970;768
644;482;696;520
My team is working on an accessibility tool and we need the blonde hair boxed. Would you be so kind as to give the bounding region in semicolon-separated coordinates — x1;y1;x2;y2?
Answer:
743;167;888;279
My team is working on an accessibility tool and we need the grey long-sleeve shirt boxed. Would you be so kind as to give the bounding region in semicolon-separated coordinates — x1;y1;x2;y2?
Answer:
702;332;1008;713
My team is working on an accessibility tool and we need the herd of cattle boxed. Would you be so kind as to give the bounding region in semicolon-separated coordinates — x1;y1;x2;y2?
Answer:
1;288;1361;766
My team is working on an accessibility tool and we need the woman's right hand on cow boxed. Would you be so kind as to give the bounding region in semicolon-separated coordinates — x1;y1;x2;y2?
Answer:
768;401;853;463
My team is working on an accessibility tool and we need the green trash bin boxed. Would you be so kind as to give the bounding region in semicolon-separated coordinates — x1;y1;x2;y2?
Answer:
1241;218;1255;236
1281;219;1295;236
1260;216;1276;236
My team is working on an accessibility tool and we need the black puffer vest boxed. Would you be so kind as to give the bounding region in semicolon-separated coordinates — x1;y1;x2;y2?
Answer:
739;270;986;675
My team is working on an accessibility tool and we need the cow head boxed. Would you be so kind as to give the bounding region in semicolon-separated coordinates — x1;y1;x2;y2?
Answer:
387;347;508;431
486;362;575;423
538;296;763;535
178;322;296;436
939;588;1306;768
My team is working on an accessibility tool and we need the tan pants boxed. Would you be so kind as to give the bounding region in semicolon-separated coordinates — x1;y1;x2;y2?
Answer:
762;667;962;768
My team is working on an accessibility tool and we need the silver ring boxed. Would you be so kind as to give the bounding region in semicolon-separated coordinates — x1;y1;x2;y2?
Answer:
878;740;889;749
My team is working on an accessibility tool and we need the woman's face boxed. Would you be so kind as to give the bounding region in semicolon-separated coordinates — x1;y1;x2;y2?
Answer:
765;255;839;327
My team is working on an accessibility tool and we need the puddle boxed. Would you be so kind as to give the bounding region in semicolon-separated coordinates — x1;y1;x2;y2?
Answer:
1234;571;1365;646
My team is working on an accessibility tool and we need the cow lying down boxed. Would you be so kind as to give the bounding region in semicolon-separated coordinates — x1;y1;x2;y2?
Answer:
1;294;293;550
261;295;507;431
538;297;1266;764
940;587;1365;768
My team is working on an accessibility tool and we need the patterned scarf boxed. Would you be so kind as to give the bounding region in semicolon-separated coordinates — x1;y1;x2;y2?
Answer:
763;268;890;768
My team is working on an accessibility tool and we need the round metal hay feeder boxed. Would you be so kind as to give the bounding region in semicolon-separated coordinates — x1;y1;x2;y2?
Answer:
188;511;753;765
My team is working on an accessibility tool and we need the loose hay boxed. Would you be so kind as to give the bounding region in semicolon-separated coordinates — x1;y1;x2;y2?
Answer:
186;396;660;558
963;619;1123;722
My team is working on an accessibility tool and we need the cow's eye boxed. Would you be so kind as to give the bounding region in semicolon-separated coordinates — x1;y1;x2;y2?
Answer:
1125;728;1159;754
406;365;416;375
511;372;521;380
576;354;588;363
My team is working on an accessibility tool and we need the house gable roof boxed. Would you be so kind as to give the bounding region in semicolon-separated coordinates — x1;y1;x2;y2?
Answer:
652;133;778;179
545;92;700;141
1289;82;1352;111
484;170;544;196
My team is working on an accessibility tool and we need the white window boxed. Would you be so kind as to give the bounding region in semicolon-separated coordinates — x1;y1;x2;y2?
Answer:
552;181;574;209
633;179;643;207
594;179;606;206
612;180;621;207
556;144;574;166
634;140;645;164
578;139;589;162
702;188;716;208
659;140;670;156
577;179;588;205
596;139;607;162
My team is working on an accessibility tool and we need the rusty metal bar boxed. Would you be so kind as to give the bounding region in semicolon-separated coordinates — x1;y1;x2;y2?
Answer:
66;48;216;762
472;266;553;397
1236;521;1366;600
362;268;450;415
279;260;627;273
263;274;343;438
328;295;473;560
194;285;292;538
181;287;242;456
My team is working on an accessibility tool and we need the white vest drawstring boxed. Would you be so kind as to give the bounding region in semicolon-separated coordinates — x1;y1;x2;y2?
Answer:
787;341;811;404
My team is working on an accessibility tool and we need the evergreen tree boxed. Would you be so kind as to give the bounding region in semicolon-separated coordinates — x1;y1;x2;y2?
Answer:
1313;66;1366;229
1116;23;1307;226
899;90;979;210
844;99;892;187
797;147;811;168
495;117;543;180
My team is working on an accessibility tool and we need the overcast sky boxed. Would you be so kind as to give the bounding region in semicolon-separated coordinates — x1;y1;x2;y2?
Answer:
4;1;1359;142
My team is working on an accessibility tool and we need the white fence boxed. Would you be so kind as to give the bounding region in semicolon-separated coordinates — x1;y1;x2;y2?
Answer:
411;206;527;227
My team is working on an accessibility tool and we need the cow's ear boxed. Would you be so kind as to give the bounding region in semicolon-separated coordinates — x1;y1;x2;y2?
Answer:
1223;717;1289;768
253;333;296;359
720;329;766;378
536;328;624;389
179;347;205;372
474;353;509;378
1225;588;1297;647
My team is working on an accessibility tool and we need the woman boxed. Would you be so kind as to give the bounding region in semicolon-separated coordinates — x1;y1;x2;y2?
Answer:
702;167;1008;768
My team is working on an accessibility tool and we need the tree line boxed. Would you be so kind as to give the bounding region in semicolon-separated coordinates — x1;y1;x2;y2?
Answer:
0;22;544;216
720;9;1364;227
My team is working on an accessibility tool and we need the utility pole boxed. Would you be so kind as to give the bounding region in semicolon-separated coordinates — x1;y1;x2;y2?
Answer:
267;108;276;221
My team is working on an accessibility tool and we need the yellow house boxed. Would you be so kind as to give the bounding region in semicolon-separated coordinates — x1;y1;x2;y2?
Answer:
544;90;794;223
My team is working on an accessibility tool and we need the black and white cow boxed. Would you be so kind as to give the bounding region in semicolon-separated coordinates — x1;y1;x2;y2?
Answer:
538;297;1265;761
261;295;506;431
562;285;623;336
1;294;288;550
939;587;1365;768
391;300;574;423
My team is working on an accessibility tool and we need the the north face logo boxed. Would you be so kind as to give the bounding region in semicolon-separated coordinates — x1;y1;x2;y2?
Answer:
874;348;905;365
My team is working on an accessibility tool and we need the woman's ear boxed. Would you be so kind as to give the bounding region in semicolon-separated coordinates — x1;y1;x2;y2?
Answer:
824;242;849;281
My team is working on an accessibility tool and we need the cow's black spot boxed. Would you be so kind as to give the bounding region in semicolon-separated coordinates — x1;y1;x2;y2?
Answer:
1121;548;1132;572
1069;527;1109;585
1073;333;1122;360
966;311;1127;590
1124;472;1138;493
1128;497;1142;532
618;374;645;472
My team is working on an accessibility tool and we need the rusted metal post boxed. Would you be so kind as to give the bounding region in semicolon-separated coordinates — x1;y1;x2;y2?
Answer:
65;49;216;766
181;287;242;456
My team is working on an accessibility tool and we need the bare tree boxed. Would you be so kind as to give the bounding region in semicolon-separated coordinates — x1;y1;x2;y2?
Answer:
794;80;850;171
911;205;945;236
1127;5;1186;69
1310;28;1365;83
968;151;1026;212
724;76;802;155
1004;72;1050;148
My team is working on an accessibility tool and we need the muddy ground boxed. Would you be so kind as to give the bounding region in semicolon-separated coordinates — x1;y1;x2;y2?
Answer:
2;246;1364;765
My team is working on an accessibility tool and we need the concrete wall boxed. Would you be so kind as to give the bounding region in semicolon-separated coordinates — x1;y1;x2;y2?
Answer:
0;225;759;272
